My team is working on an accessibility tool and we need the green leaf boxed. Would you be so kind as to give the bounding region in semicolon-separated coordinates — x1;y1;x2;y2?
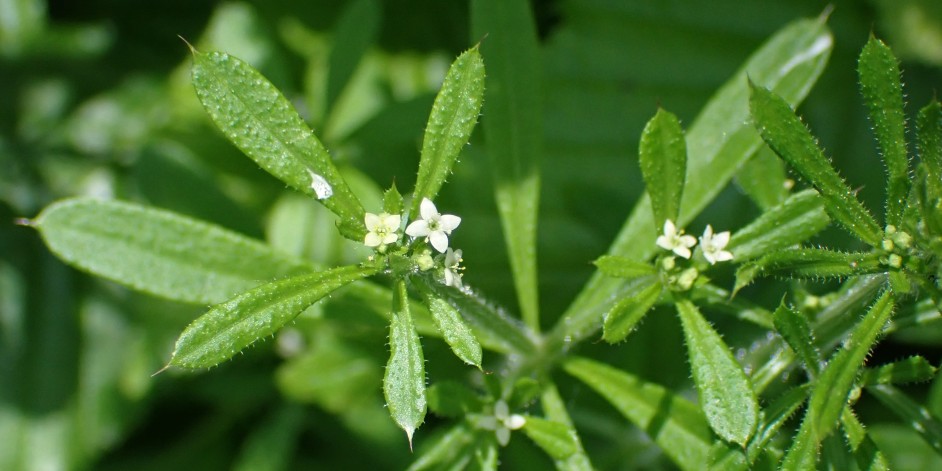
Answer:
384;183;404;216
867;384;942;456
675;300;759;446
602;280;662;343
425;295;483;369
593;256;657;279
840;408;890;471
741;248;884;281
916;100;942;234
808;291;895;439
521;417;579;461
34;198;313;304
727;189;829;262
639;108;687;230
416;277;537;355
772;301;821;377
539;384;594;471
735;146;789;210
554;17;832;346
781;418;819;471
861;356;937;386
749;83;883;247
746;385;809;463
191;49;365;236
326;0;380;113
564;357;713;471
859;35;910;227
170;264;378;368
407;423;475;471
471;0;543;331
384;280;427;448
410;46;485;214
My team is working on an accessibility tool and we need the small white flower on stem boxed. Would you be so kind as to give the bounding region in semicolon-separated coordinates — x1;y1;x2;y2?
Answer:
363;212;401;247
405;198;461;253
479;400;526;446
443;248;463;288
656;219;697;259
700;225;733;265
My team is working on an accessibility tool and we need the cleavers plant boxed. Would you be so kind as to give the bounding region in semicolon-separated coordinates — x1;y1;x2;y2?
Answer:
25;2;942;470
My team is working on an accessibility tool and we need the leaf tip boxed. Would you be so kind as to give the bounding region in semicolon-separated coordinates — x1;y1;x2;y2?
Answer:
151;363;171;377
178;35;198;55
406;428;415;452
13;217;34;227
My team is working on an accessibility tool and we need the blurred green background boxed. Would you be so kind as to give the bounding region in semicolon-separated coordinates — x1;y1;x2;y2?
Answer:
3;0;942;469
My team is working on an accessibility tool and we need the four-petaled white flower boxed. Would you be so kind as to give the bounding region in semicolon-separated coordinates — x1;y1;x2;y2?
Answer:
700;224;733;265
405;198;461;253
656;219;697;259
478;400;526;446
443;248;463;288
363;212;401;247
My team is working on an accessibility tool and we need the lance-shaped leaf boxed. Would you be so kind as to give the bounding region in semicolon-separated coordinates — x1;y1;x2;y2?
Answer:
808;290;894;439
861;356;937;387
867;384;942;456
554;18;832;346
602;279;662;343
325;0;381;114
639;108;687;230
539;384;594;471
749;83;883;246
563;357;713;471
471;0;542;331
727;189;829;262
773;301;821;377
410;46;485;215
781;416;819;470
916;100;942;234
170;264;379;368
521;417;579;462
676;300;759;446
859;36;910;227
737;248;884;289
33;198;313;305
593;256;657;279
424;295;482;369
841;409;890;471
384;280;426;448
745;385;809;463
416;277;537;356
191;49;365;237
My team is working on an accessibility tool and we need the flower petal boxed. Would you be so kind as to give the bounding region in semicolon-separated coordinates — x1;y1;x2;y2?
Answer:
713;230;731;248
663;219;677;236
420;198;438;220
656;235;673;251
364;213;380;231
673;246;691;259
439;214;461;232
714;250;734;262
382;233;399;245
383;213;401;229
364;232;382;247
429;231;449;253
680;234;697;248
406;220;430;237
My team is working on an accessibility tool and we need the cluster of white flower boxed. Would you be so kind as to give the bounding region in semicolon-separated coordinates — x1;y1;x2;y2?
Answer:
656;219;733;265
362;197;464;287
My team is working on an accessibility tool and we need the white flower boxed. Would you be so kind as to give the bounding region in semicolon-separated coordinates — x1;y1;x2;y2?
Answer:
405;198;461;253
363;212;401;247
700;225;733;265
443;248;463;288
656;219;697;259
479;400;526;446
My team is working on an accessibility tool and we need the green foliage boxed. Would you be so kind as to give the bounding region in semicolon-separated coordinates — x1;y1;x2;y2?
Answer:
12;2;942;469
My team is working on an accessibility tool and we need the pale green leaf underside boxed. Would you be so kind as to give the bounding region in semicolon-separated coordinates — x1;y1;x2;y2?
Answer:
191;50;364;235
411;46;485;215
676;300;759;446
639;107;687;230
34;197;313;305
471;0;543;331
384;280;427;446
564;357;713;471
555;18;833;345
171;264;378;368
